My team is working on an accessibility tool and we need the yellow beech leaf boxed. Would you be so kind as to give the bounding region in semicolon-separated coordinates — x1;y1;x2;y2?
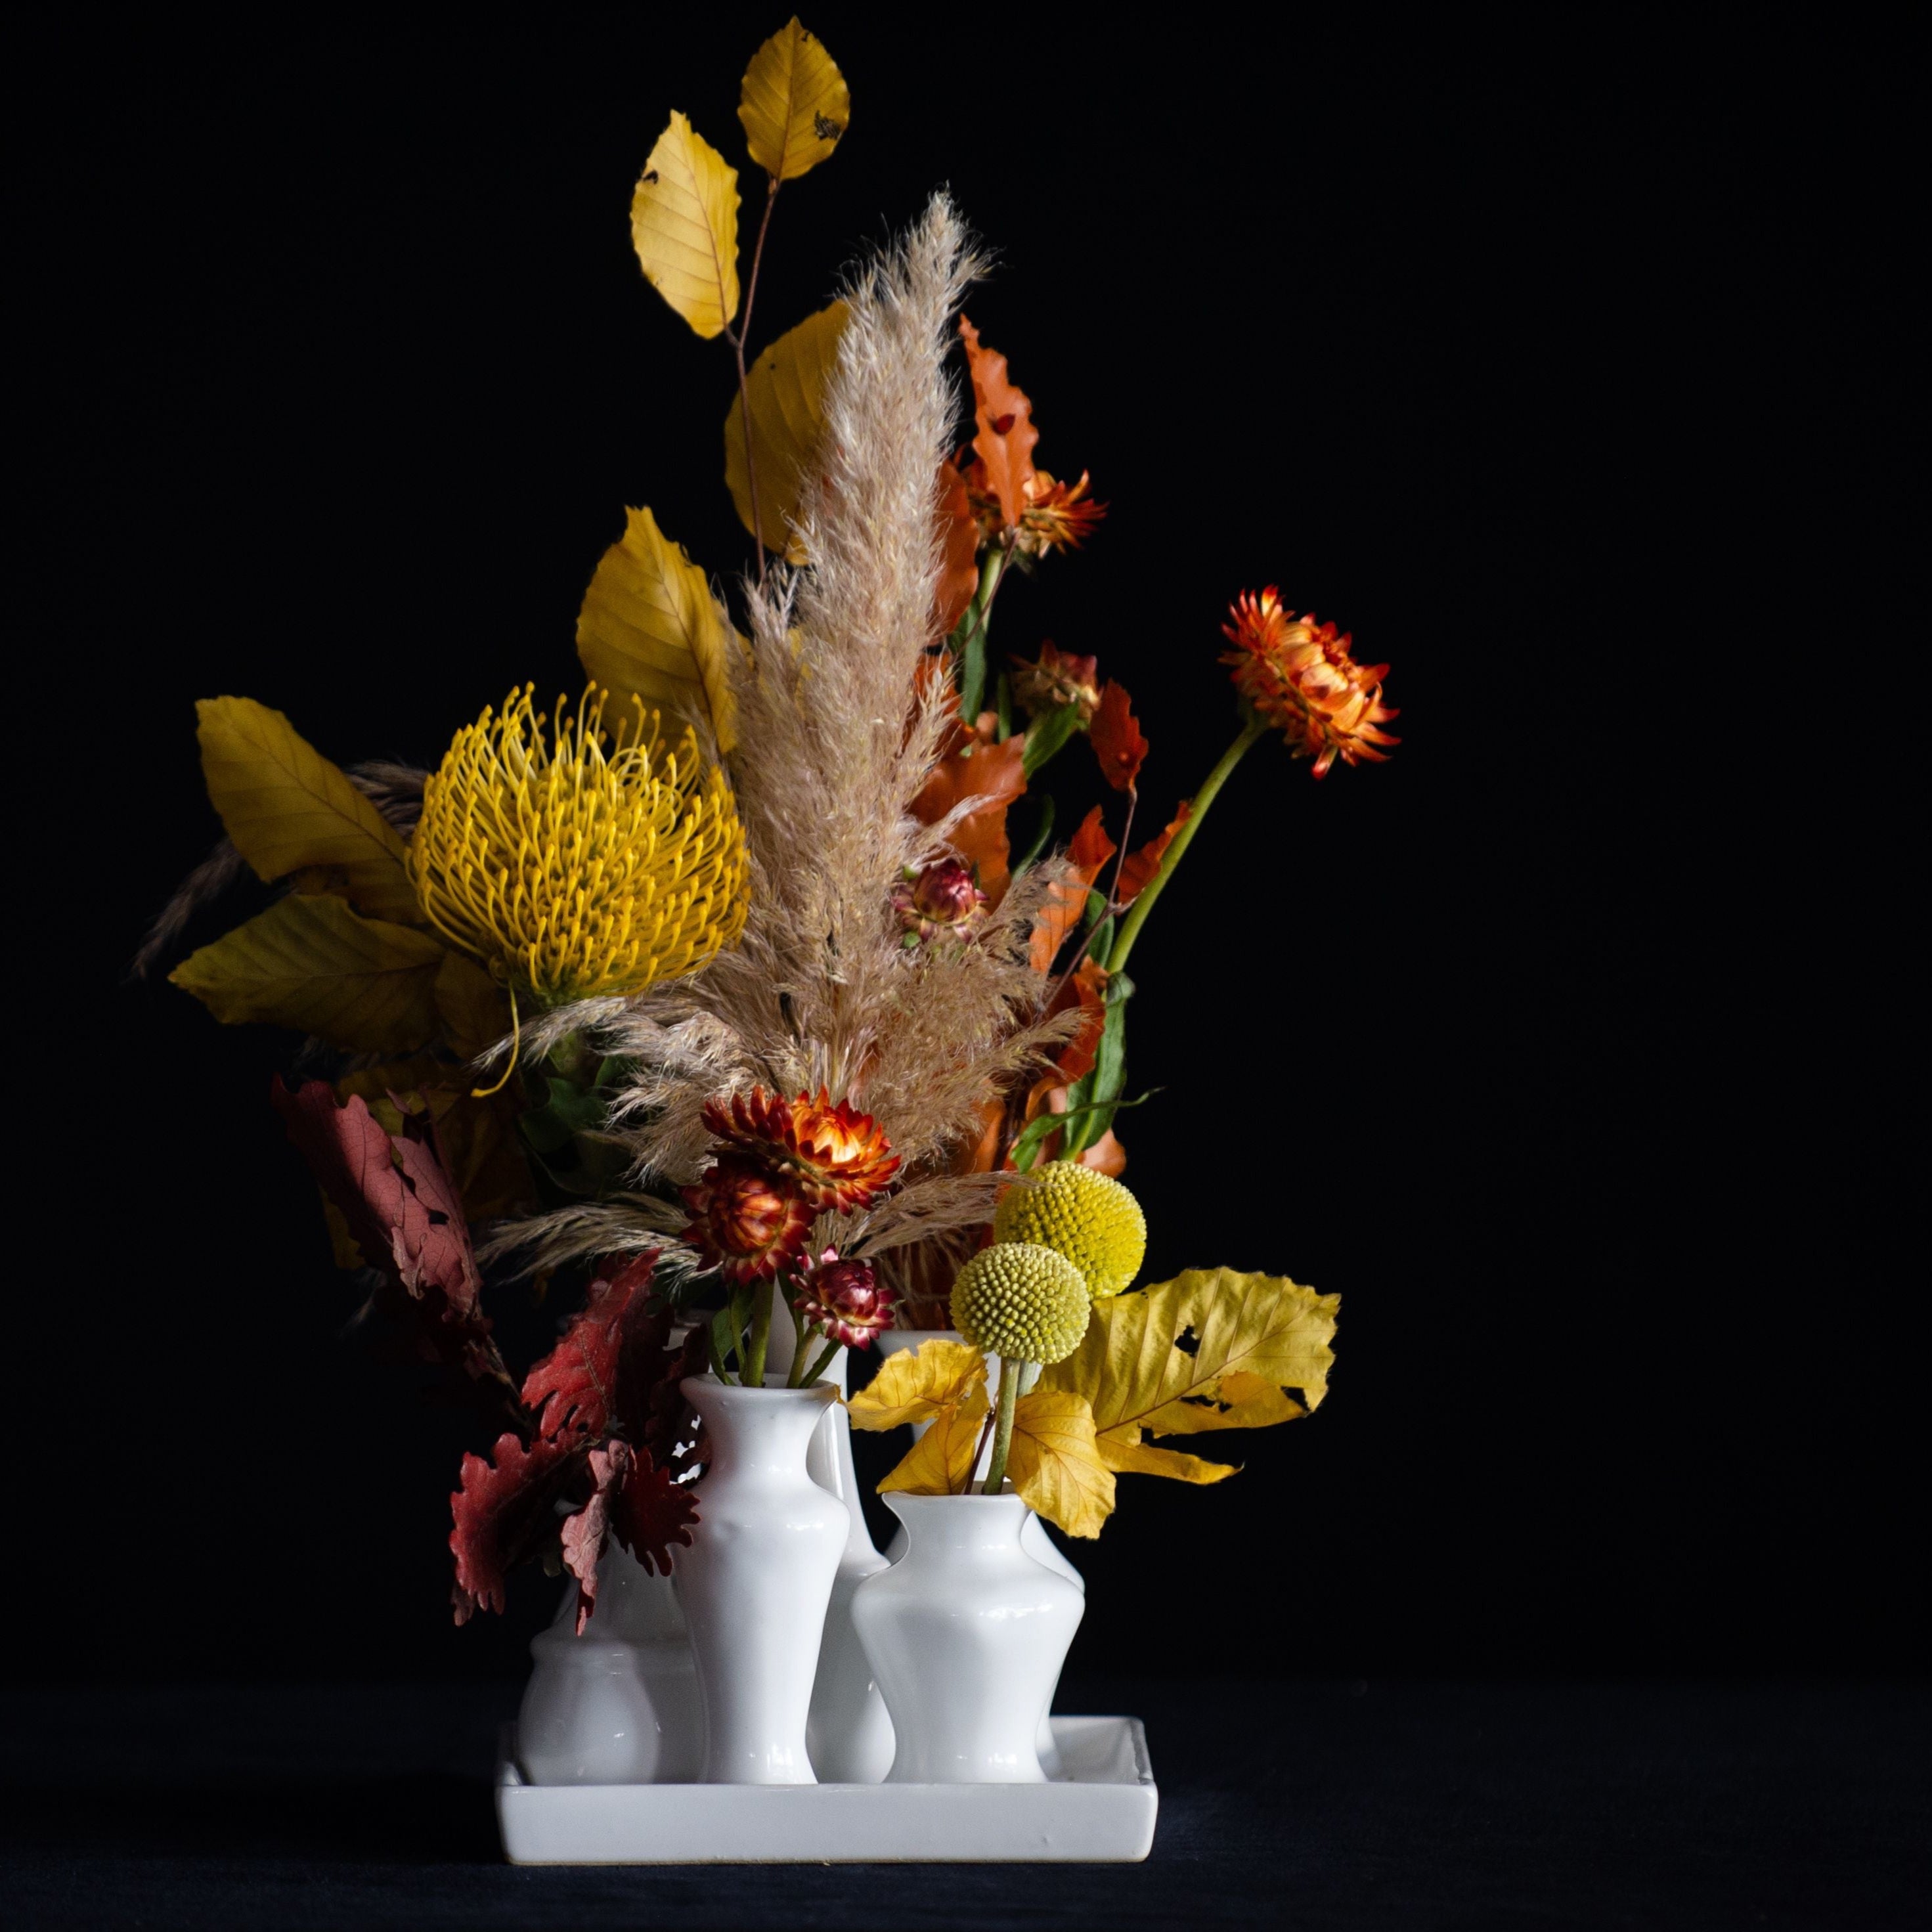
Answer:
878;1387;989;1497
1008;1392;1116;1539
738;18;850;182
724;301;846;557
196;697;417;922
433;952;509;1063
1038;1267;1340;1482
631;112;741;340
575;506;737;755
169;893;445;1051
847;1338;986;1432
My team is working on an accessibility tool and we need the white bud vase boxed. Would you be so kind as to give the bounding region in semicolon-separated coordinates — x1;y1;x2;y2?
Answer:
516;1540;703;1784
852;1491;1084;1784
672;1375;848;1784
873;1329;1082;1774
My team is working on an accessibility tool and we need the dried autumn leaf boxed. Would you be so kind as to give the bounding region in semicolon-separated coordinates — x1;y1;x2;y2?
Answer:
1090;680;1148;793
433;952;508;1063
1007;1390;1115;1538
847;1338;987;1431
450;1428;581;1623
195;697;417;922
879;1394;989;1497
935;456;980;635
738;18;849;181
958;315;1039;532
724;301;846;557
1030;804;1115;973
1117;801;1191;905
910;729;1028;900
560;1438;631;1633
611;1447;699;1574
171;893;445;1051
631;111;741;340
575;505;738;754
336;1062;533;1226
1038;1267;1339;1483
521;1254;665;1446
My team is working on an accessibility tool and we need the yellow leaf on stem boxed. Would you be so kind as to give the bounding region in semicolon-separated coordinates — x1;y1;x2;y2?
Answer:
1008;1390;1116;1537
724;301;846;557
631;112;741;340
169;893;445;1051
1038;1267;1339;1482
739;18;849;182
195;697;417;922
846;1337;986;1431
878;1389;990;1497
575;505;738;755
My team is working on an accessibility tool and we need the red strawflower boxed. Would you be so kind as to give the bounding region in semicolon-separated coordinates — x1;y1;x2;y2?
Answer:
699;1087;900;1212
678;1155;814;1283
792;1248;897;1350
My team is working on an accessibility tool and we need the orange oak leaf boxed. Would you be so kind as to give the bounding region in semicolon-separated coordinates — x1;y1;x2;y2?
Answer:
1117;801;1191;905
935;457;980;636
959;315;1039;533
1090;680;1148;792
911;725;1028;902
1030;804;1116;973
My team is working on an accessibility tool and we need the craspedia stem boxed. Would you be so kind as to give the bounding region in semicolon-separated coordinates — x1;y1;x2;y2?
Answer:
981;1357;1022;1496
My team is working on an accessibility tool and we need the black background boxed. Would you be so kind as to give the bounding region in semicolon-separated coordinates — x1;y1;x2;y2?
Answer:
14;12;1917;1691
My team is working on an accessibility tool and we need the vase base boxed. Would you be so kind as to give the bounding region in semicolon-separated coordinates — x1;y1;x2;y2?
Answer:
496;1715;1156;1863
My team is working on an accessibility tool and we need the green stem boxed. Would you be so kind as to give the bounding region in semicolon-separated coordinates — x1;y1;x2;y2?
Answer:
981;1357;1022;1495
1106;716;1267;977
954;548;1008;721
744;1281;774;1389
798;1334;842;1389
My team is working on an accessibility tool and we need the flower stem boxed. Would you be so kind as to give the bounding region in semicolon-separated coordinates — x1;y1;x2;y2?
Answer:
744;1281;774;1389
981;1357;1021;1495
1105;716;1267;977
799;1335;841;1389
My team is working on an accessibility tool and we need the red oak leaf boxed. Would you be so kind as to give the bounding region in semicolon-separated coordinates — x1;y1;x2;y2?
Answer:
1030;804;1116;974
559;1439;632;1633
1117;801;1192;906
640;1325;712;1474
449;1428;582;1625
611;1449;700;1577
1090;680;1148;792
934;456;980;636
959;315;1040;533
520;1252;665;1447
273;1078;510;1396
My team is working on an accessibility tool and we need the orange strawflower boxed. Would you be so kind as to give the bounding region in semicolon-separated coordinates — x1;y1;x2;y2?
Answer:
701;1086;900;1213
678;1157;814;1282
1220;588;1399;779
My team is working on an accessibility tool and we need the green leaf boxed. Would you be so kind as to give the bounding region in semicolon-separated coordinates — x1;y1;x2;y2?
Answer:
1062;971;1133;1154
1021;701;1086;778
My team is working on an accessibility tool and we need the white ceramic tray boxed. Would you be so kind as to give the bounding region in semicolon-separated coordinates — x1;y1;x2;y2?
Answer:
496;1715;1157;1863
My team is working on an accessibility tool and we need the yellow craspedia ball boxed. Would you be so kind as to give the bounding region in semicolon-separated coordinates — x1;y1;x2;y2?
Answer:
994;1162;1147;1301
950;1242;1091;1365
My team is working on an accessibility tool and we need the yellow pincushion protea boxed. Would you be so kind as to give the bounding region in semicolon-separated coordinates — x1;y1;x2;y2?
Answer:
408;684;749;1004
995;1162;1146;1301
951;1242;1090;1365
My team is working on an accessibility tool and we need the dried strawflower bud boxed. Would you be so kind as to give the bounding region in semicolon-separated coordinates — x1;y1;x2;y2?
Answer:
892;859;990;946
679;1156;813;1282
1008;641;1101;722
994;1162;1147;1302
950;1242;1090;1365
793;1249;896;1349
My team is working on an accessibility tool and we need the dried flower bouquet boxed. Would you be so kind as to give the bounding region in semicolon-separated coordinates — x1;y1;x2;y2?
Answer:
144;16;1391;1626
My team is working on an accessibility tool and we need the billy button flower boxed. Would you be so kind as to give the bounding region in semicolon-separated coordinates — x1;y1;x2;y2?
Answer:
701;1087;900;1212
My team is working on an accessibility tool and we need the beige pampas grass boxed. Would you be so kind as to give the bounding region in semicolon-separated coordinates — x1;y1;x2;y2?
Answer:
488;194;1078;1288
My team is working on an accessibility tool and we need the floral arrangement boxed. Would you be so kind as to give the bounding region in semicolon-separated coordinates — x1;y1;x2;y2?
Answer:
142;18;1391;1624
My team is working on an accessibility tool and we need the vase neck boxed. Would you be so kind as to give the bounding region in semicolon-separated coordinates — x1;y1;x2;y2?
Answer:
682;1376;836;1477
883;1491;1034;1559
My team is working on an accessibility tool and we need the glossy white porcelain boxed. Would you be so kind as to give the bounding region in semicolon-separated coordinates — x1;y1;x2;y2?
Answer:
852;1491;1084;1784
517;1541;703;1785
672;1375;848;1784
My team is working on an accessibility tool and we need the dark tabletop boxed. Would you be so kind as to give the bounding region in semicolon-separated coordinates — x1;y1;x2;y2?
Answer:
2;1677;1924;1931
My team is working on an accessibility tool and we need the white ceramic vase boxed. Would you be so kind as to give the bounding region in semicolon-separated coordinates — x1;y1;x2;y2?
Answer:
873;1328;1083;1771
516;1539;703;1785
852;1491;1084;1784
672;1374;849;1784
